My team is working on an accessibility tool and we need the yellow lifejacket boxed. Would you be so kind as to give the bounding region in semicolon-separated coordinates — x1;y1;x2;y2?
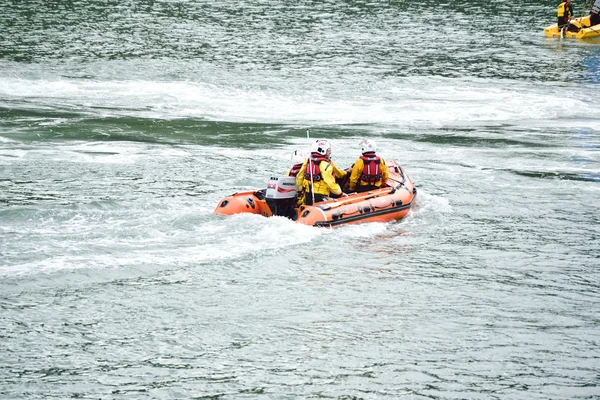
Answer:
557;2;570;18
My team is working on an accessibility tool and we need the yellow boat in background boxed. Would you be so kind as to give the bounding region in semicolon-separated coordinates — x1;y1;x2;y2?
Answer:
544;15;600;38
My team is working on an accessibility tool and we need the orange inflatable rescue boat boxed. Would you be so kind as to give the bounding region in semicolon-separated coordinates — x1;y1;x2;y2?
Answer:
214;160;417;227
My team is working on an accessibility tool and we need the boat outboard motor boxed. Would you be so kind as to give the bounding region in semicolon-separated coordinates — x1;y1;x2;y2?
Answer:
265;176;297;219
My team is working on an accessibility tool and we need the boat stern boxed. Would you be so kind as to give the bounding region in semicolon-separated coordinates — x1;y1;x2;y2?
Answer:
214;191;272;217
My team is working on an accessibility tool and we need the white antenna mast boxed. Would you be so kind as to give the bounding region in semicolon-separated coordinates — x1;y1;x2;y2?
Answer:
307;129;315;205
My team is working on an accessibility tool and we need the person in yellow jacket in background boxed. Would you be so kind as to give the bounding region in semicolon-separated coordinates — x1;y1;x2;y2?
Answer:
296;139;348;205
557;0;579;33
348;139;389;193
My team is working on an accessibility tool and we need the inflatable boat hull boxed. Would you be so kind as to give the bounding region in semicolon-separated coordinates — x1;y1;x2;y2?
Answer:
544;16;600;39
214;160;417;227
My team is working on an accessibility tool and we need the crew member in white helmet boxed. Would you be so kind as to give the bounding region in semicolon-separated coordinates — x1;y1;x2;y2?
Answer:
287;150;307;206
286;150;306;177
296;139;347;205
348;139;389;193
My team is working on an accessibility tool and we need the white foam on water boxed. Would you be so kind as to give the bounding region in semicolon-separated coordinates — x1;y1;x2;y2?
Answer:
0;149;28;159
1;75;598;128
335;222;389;238
411;189;452;216
0;212;324;278
0;135;19;143
15;142;143;164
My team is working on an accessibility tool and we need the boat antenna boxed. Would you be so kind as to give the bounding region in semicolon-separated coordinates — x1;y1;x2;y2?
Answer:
580;0;591;18
307;129;315;206
577;0;600;34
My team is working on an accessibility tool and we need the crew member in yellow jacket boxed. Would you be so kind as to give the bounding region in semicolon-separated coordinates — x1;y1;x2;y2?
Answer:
348;139;389;193
557;0;579;32
296;140;348;205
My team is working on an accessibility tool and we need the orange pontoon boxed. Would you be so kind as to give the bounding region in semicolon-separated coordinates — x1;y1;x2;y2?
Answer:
214;160;417;228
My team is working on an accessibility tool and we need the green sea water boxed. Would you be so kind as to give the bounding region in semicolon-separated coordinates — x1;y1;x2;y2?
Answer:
1;1;599;399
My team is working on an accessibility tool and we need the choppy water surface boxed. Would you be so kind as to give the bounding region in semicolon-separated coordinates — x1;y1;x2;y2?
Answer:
1;1;599;399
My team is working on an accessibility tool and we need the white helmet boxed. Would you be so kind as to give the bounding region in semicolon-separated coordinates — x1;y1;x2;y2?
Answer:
290;150;306;165
311;139;331;156
360;139;377;154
